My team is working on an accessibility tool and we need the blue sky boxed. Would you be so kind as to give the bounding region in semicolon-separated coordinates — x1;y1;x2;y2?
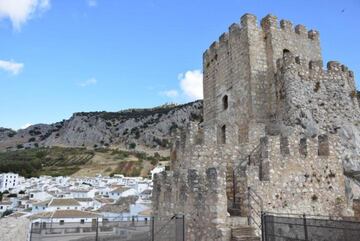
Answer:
0;0;359;130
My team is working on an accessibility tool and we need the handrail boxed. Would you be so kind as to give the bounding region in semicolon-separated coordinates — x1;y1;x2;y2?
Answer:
230;143;265;239
247;143;261;165
248;192;262;207
249;187;263;203
247;186;264;238
264;211;360;221
343;172;360;199
249;216;261;229
251;208;261;217
248;142;261;157
248;187;263;211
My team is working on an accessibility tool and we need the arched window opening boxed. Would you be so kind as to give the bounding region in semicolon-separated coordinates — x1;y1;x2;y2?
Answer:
220;125;226;144
299;138;307;157
238;124;249;144
283;49;290;56
222;95;228;110
318;134;329;156
280;136;290;155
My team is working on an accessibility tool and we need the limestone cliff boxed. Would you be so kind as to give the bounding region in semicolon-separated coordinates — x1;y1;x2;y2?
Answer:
0;101;203;151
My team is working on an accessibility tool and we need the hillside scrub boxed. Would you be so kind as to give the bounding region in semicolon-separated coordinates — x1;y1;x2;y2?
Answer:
0;147;169;177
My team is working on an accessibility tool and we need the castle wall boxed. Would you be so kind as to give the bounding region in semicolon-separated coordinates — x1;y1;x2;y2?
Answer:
247;134;352;216
203;14;323;146
154;13;359;241
275;51;358;137
153;156;230;240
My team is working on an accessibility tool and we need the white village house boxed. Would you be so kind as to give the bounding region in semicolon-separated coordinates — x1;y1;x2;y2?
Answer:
0;172;20;192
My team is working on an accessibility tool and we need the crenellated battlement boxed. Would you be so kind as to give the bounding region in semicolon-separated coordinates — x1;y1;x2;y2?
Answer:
264;132;336;159
246;131;349;216
204;13;320;60
277;51;354;81
259;14;320;40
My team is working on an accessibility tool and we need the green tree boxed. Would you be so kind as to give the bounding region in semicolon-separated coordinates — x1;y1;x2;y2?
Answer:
129;143;136;149
1;210;13;217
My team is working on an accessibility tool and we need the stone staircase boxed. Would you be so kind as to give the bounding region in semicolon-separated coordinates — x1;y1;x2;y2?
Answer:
231;225;260;241
228;217;260;241
227;195;243;216
228;207;242;216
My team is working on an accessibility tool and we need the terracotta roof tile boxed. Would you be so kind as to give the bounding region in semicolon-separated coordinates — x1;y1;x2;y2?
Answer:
49;199;80;207
29;210;101;219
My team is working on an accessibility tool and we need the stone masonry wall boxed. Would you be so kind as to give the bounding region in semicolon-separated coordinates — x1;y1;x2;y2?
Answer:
275;50;360;203
0;217;30;241
202;14;323;146
153;159;230;240
275;51;357;137
153;13;359;241
247;133;352;216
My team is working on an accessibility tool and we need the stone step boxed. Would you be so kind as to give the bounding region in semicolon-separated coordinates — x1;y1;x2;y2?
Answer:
228;207;242;216
231;225;256;237
232;236;260;241
227;216;248;227
232;230;255;237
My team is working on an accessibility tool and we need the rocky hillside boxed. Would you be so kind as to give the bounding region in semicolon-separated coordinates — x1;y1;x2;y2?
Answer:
0;147;168;177
0;101;203;151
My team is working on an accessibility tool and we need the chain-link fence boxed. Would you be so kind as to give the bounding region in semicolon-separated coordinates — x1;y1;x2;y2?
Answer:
29;215;184;241
263;213;360;241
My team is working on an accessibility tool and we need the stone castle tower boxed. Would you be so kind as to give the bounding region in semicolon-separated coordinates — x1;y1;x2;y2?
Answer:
153;14;360;241
203;14;322;144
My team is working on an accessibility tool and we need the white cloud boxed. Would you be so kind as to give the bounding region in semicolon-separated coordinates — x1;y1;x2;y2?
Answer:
179;69;203;100
87;0;97;7
78;77;97;87
0;59;24;75
160;89;179;98
20;123;32;129
0;0;50;30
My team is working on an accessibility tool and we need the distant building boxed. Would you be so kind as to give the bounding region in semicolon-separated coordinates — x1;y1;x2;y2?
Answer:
0;201;13;213
109;186;132;200
29;191;53;201
32;200;51;213
0;172;20;192
47;198;81;211
70;188;95;198
0;168;152;221
150;166;165;180
139;189;151;202
30;209;102;224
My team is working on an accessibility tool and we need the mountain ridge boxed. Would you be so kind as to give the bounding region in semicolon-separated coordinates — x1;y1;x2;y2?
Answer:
0;100;203;152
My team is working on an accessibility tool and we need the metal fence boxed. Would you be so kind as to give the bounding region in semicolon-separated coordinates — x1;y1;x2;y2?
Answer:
152;215;184;241
29;215;184;241
262;213;360;241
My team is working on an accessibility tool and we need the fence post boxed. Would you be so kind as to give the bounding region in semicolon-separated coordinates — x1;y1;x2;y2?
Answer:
29;222;33;241
233;169;236;206
247;187;251;225
175;214;184;241
182;214;185;241
261;212;265;241
303;214;308;241
95;218;99;241
151;216;155;241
